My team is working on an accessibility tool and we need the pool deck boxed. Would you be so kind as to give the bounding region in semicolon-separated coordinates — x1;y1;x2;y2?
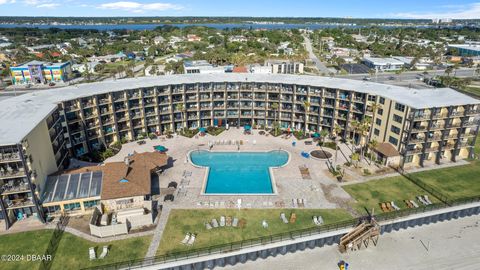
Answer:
106;128;353;210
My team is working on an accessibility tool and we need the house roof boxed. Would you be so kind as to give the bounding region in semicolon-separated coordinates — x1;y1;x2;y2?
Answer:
374;142;400;157
56;152;168;201
233;66;248;73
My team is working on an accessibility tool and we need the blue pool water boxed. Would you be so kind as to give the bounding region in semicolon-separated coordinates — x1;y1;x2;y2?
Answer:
190;150;289;194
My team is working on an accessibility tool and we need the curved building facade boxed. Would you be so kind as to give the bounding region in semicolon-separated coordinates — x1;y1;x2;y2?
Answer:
0;74;479;228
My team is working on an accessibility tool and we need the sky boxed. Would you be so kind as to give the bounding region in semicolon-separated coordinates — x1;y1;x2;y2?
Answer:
0;0;479;19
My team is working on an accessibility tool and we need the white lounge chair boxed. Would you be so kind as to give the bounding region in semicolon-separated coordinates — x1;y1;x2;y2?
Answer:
99;246;109;259
417;196;428;206
391;201;400;211
89;247;96;260
410;200;419;208
292;199;297;208
317;215;324;225
280;212;289;224
313;216;320;226
232;217;239;227
211;218;219;228
181;233;190;245
187;234;196;246
205;222;213;230
220;216;226;227
423;195;432;205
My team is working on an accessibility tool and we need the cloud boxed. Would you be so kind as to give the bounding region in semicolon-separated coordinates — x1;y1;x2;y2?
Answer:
36;2;58;8
0;0;16;4
98;1;182;13
391;2;480;19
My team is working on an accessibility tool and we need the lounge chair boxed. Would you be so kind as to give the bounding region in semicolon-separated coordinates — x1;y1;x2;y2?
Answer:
423;195;432;205
220;216;226;227
226;216;232;226
181;233;190;245
232;217;239;227
297;198;304;208
211;218;219;228
404;200;413;208
280;212;289;224
187;234;196;246
313;216;320;226
205;222;213;230
380;202;389;212
391;201;400;211
289;213;297;223
89;247;96;260
410;200;419;208
292;199;297;208
99;246;109;259
385;202;394;211
417;196;428;206
317;215;324;225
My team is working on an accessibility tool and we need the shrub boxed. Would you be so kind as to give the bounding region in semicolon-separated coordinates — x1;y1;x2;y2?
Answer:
363;169;371;176
101;149;115;160
148;133;157;140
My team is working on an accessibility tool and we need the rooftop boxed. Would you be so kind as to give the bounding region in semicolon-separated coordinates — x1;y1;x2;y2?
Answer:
448;44;480;52
363;57;405;65
0;74;478;145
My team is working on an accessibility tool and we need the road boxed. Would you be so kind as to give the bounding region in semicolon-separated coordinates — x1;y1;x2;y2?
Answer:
227;215;480;270
303;35;330;74
338;68;477;83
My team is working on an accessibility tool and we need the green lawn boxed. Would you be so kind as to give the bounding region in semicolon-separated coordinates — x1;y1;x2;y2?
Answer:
344;160;480;213
157;208;352;255
409;160;480;200
475;135;480;157
343;176;436;214
0;230;151;270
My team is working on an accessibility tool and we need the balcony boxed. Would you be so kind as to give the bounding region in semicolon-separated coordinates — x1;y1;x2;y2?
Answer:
1;181;30;195
0;168;26;180
0;151;21;163
6;197;35;209
465;109;480;115
411;126;427;132
409;114;431;121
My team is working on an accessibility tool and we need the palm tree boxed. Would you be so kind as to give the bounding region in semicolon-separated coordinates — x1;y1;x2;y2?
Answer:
367;139;379;162
349;120;361;163
271;102;279;136
358;118;371;161
116;65;125;79
320;129;329;144
445;66;454;77
367;102;382;144
333;124;342;164
303;101;311;133
175;103;185;131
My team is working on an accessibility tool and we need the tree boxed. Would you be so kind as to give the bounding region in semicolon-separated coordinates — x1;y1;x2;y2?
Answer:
368;139;379;162
271;102;279;136
445;66;454;77
116;65;125;79
333;124;342;164
367;102;382;146
320;129;329;144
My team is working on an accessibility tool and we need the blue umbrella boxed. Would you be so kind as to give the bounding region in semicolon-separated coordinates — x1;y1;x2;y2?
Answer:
199;127;207;133
312;133;320;138
244;125;251;130
154;145;168;152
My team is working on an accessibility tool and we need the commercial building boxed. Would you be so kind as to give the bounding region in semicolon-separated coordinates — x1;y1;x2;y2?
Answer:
0;74;478;229
183;60;229;74
447;44;480;57
265;60;304;74
10;61;72;85
362;57;405;72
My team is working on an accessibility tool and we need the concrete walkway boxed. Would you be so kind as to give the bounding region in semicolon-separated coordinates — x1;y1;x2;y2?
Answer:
145;205;172;258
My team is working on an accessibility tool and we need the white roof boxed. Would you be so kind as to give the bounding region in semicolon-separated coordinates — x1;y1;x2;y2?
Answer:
448;44;480;52
363;57;405;66
0;74;478;145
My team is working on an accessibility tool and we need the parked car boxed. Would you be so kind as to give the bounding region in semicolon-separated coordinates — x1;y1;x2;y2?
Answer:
388;76;396;80
362;76;371;81
49;82;56;86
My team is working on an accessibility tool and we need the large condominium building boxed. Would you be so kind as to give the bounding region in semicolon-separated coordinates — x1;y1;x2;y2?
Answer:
10;61;72;85
0;74;478;229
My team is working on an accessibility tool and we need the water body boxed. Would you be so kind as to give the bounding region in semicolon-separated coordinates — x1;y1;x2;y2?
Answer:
0;23;443;31
190;150;289;194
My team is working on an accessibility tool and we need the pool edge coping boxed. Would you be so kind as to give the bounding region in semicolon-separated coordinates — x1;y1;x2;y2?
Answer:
187;149;291;196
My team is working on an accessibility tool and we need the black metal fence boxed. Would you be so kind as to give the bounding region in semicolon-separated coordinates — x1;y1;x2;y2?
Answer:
39;214;69;270
81;194;480;270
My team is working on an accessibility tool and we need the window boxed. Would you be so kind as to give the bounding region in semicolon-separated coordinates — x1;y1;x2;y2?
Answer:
379;97;385;104
368;95;376;101
374;128;380;136
389;136;399;146
375;119;382;125
64;202;81;212
391;125;401;135
393;114;403;124
378;108;383;115
395;103;405;112
404;155;413;163
83;200;99;209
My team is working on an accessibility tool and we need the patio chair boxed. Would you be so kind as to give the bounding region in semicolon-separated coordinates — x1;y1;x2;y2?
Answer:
380;202;389;212
391;201;400;211
313;216;320;226
289;213;297;223
317;215;324;225
220;216;226;227
226;216;232;226
232;217;239;227
89;247;96;260
99;246;109;259
187;234;196;246
297;198;304;208
211;218;219;228
404;200;413;208
417;196;428;206
292;199;297;208
280;212;289;224
423;195;432;205
410;200;419;208
205;222;213;230
181;233;190;245
385;202;394;211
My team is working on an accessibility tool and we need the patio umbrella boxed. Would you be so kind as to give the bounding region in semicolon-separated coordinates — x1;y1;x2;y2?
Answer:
312;132;320;138
199;127;207;133
244;125;251;130
154;145;168;152
287;128;291;133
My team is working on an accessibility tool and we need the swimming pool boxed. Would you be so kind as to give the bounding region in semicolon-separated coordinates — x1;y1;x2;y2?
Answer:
190;150;289;194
